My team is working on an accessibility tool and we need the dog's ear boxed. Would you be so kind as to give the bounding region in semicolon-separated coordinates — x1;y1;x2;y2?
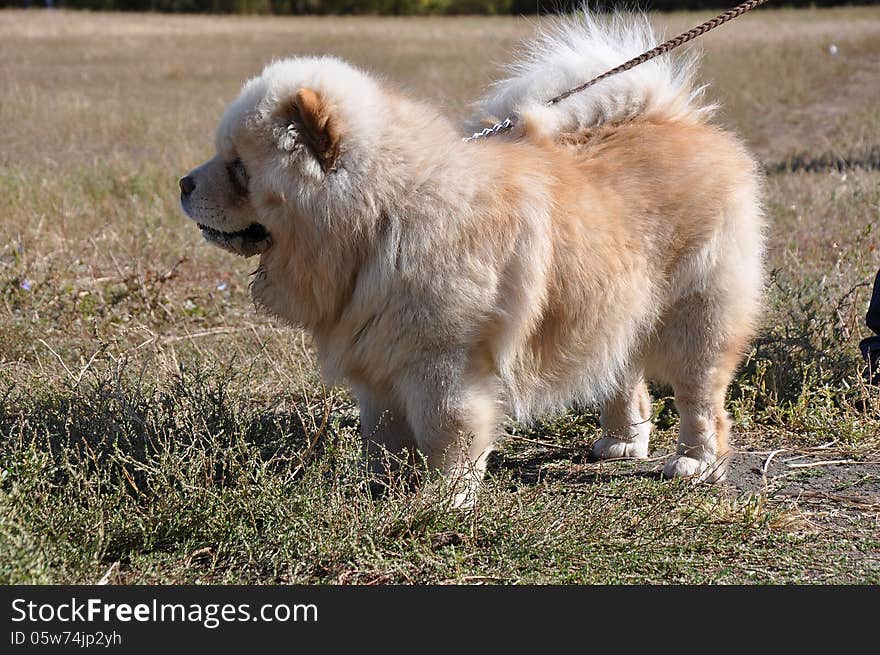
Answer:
279;88;341;173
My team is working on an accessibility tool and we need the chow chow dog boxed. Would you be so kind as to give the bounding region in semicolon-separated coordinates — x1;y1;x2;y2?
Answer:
180;12;764;503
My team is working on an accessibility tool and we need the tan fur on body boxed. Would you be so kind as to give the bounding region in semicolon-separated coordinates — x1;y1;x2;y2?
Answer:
180;19;764;503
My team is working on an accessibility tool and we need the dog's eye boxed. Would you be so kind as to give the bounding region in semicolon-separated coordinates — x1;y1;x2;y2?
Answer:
227;158;249;194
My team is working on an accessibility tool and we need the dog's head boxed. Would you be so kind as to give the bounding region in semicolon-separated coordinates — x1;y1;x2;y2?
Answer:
179;57;383;260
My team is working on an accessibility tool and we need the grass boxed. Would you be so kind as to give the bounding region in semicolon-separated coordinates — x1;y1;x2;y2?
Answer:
1;7;879;584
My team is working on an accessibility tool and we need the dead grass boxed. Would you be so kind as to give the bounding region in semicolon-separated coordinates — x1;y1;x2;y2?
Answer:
1;7;879;584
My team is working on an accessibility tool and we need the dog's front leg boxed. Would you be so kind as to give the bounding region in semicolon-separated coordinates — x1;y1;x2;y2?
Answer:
402;364;500;508
353;385;417;482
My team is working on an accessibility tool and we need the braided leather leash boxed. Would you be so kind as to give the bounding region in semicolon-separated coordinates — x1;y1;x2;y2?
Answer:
465;0;771;142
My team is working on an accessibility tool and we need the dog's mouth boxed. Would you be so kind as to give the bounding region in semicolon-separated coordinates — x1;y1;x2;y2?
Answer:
197;222;272;257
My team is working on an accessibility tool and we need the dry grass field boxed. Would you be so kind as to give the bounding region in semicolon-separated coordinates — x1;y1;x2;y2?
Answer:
1;7;879;584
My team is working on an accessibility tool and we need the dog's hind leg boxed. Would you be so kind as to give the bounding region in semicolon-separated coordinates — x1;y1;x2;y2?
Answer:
591;375;652;460
648;292;755;483
662;353;736;484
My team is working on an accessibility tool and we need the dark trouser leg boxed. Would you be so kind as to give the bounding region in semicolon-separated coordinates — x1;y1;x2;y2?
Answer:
860;269;880;384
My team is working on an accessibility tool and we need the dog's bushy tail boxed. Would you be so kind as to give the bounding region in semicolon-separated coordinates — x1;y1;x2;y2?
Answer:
470;9;714;137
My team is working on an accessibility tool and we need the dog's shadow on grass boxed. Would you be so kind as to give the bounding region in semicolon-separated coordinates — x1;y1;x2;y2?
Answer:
485;443;664;488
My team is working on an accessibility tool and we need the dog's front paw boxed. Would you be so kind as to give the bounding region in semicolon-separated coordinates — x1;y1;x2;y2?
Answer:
662;453;727;483
591;436;649;460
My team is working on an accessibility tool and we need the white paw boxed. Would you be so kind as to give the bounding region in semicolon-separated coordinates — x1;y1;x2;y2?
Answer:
442;466;482;510
452;488;476;510
591;436;649;460
662;454;727;483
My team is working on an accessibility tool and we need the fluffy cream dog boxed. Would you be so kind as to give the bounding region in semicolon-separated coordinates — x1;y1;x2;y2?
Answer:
180;12;764;501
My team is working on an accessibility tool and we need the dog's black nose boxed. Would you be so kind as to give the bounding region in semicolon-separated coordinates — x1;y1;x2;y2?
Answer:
179;176;196;196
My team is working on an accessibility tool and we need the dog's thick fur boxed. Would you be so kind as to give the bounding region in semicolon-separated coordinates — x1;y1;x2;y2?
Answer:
181;12;764;502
